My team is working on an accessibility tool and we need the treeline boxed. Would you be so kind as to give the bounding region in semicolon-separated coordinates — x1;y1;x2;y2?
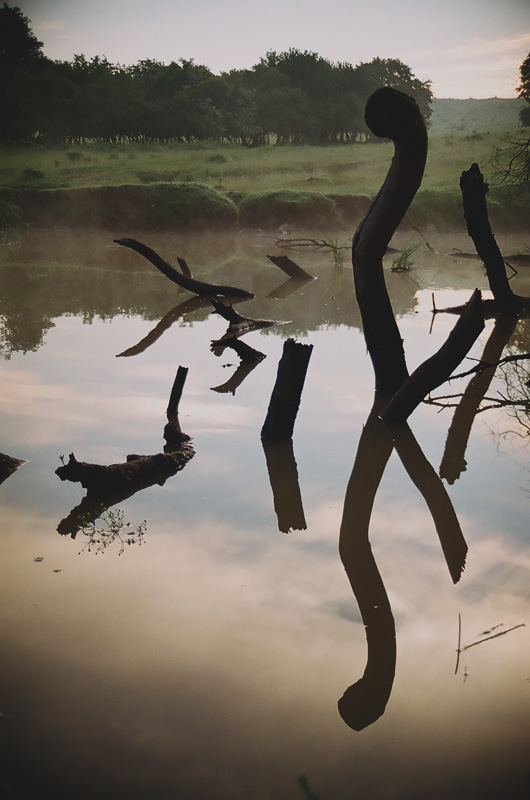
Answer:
0;4;433;146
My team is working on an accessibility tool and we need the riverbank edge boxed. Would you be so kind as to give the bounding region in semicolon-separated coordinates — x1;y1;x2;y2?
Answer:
0;183;528;234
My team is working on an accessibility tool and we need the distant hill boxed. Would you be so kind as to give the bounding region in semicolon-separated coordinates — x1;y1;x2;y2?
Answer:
430;97;525;134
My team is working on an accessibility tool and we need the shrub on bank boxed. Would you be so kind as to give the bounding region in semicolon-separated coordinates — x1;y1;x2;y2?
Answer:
238;189;342;229
8;182;238;231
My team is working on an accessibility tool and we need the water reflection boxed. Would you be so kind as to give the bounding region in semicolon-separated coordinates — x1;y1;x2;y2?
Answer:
262;439;307;533
338;390;468;730
439;316;518;482
2;230;530;799
56;367;195;538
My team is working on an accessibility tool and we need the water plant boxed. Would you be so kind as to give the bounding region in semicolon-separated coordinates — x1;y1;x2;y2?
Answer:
390;241;422;272
78;508;147;555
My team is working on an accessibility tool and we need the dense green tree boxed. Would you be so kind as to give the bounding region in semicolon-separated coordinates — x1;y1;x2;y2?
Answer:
352;57;433;127
491;53;530;193
517;52;530;126
0;2;43;63
0;3;434;146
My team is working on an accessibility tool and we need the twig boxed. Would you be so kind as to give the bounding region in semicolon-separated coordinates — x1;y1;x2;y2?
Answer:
455;612;462;675
461;623;526;651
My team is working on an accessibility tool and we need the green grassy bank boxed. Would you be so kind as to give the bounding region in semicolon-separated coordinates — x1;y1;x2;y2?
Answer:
0;130;528;233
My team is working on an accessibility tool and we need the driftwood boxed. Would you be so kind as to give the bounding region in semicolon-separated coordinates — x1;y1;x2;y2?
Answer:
56;448;194;494
211;299;289;337
115;238;254;299
261;338;313;442
266;254;315;281
0;452;27;486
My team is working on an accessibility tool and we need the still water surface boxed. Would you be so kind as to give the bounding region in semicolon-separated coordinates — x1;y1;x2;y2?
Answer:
0;228;529;799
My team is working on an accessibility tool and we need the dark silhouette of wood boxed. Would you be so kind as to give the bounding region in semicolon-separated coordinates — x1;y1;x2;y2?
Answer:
114;238;254;298
262;440;307;533
164;365;190;450
460;164;521;315
56;448;194;494
387;422;468;583
116;296;211;357
338;392;469;730
266;254;315;281
266;276;314;299
261;338;313;442
352;87;428;394
57;366;194;537
352;92;487;421
382;289;485;422
210;337;266;394
338;396;396;730
211;299;288;337
440;165;530;317
0;452;27;486
439;316;517;483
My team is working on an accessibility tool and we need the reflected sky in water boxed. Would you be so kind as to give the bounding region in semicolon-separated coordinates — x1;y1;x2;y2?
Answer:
0;229;529;800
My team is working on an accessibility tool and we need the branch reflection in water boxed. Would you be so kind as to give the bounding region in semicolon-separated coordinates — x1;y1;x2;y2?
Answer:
338;393;468;731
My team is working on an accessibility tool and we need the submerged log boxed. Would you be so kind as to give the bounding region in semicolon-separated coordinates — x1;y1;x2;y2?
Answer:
0;452;27;486
115;238;254;299
261;338;313;442
266;254;315;281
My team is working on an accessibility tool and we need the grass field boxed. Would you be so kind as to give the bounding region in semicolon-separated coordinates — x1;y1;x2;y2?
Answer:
0;98;527;231
0;131;505;197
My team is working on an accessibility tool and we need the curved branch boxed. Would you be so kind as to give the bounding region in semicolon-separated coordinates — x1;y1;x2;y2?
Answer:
352;87;428;394
115;238;254;299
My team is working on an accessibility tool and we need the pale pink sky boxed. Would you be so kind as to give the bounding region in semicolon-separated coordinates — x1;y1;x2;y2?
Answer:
20;0;530;98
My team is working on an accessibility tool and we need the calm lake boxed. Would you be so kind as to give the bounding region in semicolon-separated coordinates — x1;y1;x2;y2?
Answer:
1;227;529;800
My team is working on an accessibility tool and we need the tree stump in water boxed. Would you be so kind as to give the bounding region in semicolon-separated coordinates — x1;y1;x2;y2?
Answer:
261;338;313;442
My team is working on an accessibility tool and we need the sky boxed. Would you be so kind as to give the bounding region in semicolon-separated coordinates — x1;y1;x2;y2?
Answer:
17;0;530;99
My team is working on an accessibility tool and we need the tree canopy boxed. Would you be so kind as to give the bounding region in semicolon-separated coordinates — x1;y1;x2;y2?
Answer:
0;4;434;145
518;51;530;127
491;52;530;193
